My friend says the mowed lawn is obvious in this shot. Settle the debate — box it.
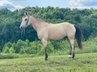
[0,53,97,72]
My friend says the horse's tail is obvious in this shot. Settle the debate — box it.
[75,25,82,50]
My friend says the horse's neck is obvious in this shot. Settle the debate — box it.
[30,16,48,32]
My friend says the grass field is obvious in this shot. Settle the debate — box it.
[0,53,97,72]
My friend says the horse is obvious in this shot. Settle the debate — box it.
[20,13,82,60]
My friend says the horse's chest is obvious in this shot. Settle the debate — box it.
[37,29,48,40]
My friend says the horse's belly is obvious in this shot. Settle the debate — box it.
[48,30,66,40]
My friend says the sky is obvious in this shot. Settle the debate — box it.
[0,0,97,11]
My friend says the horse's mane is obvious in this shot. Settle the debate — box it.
[31,16,45,23]
[36,18,45,23]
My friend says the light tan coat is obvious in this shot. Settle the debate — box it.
[20,15,82,60]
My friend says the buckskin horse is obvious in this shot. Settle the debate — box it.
[20,13,82,60]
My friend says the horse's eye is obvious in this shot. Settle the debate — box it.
[25,19,27,21]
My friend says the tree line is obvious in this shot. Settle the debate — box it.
[0,7,97,52]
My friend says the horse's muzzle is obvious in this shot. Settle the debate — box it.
[20,26,25,35]
[20,26,23,30]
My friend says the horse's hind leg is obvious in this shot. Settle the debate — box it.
[41,38,48,61]
[67,37,75,58]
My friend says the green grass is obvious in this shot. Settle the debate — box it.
[0,53,97,72]
[0,53,34,59]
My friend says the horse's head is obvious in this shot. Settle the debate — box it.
[20,13,30,30]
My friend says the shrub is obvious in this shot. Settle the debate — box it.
[0,53,19,59]
[9,47,15,54]
[2,47,9,53]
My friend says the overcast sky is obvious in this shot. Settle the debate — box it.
[0,0,97,10]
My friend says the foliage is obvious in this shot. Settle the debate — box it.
[1,37,97,55]
[0,7,97,52]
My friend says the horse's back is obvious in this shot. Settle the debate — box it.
[47,22,75,40]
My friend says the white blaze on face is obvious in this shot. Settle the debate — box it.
[20,16,29,29]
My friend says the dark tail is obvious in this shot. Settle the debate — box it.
[75,25,82,50]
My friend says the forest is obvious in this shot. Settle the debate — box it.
[0,7,97,54]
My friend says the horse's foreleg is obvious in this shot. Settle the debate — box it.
[44,45,48,61]
[41,38,48,61]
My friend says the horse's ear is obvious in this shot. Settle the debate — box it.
[24,12,28,16]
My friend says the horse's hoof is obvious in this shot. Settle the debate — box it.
[68,55,72,58]
[45,57,48,61]
[45,59,48,61]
